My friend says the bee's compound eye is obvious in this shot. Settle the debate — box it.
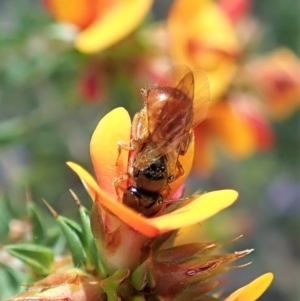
[122,186,163,217]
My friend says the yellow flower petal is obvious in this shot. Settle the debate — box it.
[90,106,193,199]
[67,162,237,237]
[151,189,238,232]
[90,107,131,198]
[225,273,274,301]
[76,0,153,53]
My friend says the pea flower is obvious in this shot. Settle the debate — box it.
[246,48,300,120]
[64,107,273,299]
[43,0,153,53]
[167,0,240,101]
[67,107,238,270]
[6,106,273,301]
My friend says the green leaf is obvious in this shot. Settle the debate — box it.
[57,216,87,267]
[60,216,83,234]
[78,205,107,277]
[78,206,90,248]
[131,296,146,301]
[131,260,149,291]
[102,284,119,301]
[0,265,24,300]
[5,244,54,275]
[101,269,130,301]
[0,195,12,239]
[105,268,130,283]
[0,118,25,145]
[27,202,45,243]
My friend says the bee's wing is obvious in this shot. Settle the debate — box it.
[137,65,210,170]
[192,69,210,128]
[147,65,195,152]
[157,64,210,128]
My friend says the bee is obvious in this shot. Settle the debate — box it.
[115,65,210,217]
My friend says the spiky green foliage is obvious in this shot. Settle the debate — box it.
[2,191,252,301]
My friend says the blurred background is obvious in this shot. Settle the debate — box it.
[0,0,299,300]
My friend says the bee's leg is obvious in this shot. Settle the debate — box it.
[167,158,184,184]
[113,173,130,199]
[132,107,149,142]
[169,160,184,182]
[116,141,135,166]
[162,184,172,198]
[116,108,148,166]
[176,160,184,178]
[178,132,194,156]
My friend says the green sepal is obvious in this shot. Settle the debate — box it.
[155,243,215,263]
[57,216,87,267]
[102,284,119,301]
[131,260,149,291]
[78,205,107,277]
[5,244,54,275]
[145,263,156,289]
[101,268,130,301]
[147,296,162,301]
[104,268,130,283]
[173,282,220,301]
[27,201,45,243]
[131,296,146,301]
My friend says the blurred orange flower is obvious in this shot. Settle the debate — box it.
[219,0,251,23]
[247,48,300,120]
[67,107,238,238]
[43,0,153,53]
[167,0,240,100]
[193,98,274,173]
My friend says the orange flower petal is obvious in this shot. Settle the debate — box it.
[151,189,238,232]
[208,102,256,158]
[76,0,153,53]
[44,0,98,29]
[67,161,160,237]
[90,107,131,198]
[231,97,275,151]
[224,273,274,301]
